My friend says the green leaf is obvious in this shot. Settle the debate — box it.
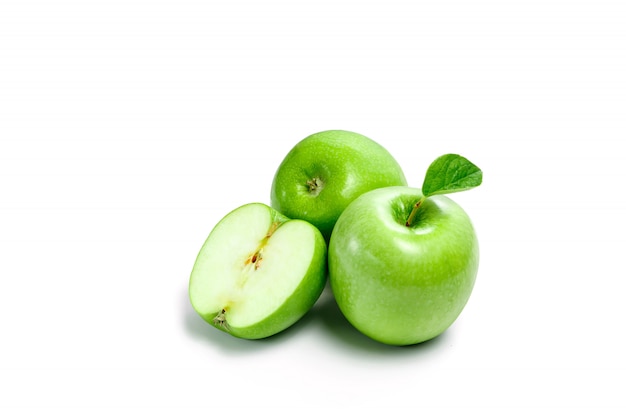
[422,154,482,197]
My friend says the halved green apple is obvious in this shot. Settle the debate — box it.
[189,203,327,339]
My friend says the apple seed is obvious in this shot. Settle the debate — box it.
[243,221,282,271]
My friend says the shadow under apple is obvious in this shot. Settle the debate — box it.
[182,281,451,357]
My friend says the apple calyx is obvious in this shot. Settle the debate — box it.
[306,177,324,196]
[405,154,482,228]
[213,308,230,331]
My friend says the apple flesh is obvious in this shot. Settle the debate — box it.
[189,203,327,339]
[328,186,479,346]
[270,130,407,241]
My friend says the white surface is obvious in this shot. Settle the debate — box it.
[1,0,625,414]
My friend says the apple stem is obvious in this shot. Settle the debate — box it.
[405,196,426,227]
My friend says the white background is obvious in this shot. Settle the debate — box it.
[1,0,625,414]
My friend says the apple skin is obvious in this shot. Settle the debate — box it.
[328,186,479,346]
[270,130,407,241]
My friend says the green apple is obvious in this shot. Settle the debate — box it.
[328,154,482,346]
[189,203,327,339]
[270,130,407,241]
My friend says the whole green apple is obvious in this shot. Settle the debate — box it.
[189,203,327,339]
[328,186,479,346]
[270,130,407,241]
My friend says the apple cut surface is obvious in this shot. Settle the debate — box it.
[189,203,326,339]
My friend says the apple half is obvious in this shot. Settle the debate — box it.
[189,203,327,339]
